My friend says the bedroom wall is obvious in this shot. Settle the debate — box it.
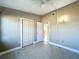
[41,1,79,51]
[0,6,40,52]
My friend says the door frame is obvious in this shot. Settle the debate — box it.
[20,18,23,48]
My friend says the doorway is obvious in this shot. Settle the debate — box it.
[44,24,48,43]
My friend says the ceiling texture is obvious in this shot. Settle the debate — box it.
[0,0,77,15]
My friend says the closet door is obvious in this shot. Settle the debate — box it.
[22,18,34,47]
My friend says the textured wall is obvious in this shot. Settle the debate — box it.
[0,6,40,52]
[41,1,79,51]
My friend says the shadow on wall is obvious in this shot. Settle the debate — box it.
[0,12,8,52]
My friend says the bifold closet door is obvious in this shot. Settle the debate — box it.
[22,18,34,47]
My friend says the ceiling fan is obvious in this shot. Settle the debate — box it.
[31,0,53,7]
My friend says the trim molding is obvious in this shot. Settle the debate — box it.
[0,47,21,56]
[33,41,43,44]
[20,18,23,48]
[33,41,40,44]
[48,41,79,54]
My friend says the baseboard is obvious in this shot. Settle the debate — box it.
[33,41,43,44]
[0,46,22,56]
[48,41,79,54]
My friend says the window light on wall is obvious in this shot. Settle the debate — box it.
[57,15,69,24]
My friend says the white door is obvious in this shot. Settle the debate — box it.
[37,22,44,42]
[22,18,34,47]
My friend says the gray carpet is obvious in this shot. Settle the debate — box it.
[0,42,79,59]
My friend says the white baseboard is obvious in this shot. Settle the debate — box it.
[0,47,22,56]
[33,41,40,44]
[33,41,43,44]
[48,41,79,54]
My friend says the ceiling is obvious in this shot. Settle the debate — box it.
[0,0,77,15]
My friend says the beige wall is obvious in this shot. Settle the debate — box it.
[0,6,40,52]
[41,1,79,50]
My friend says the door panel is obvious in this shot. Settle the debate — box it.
[22,18,34,47]
[37,22,44,42]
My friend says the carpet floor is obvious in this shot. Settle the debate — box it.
[0,42,79,59]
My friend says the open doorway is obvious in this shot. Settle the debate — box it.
[44,24,48,43]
